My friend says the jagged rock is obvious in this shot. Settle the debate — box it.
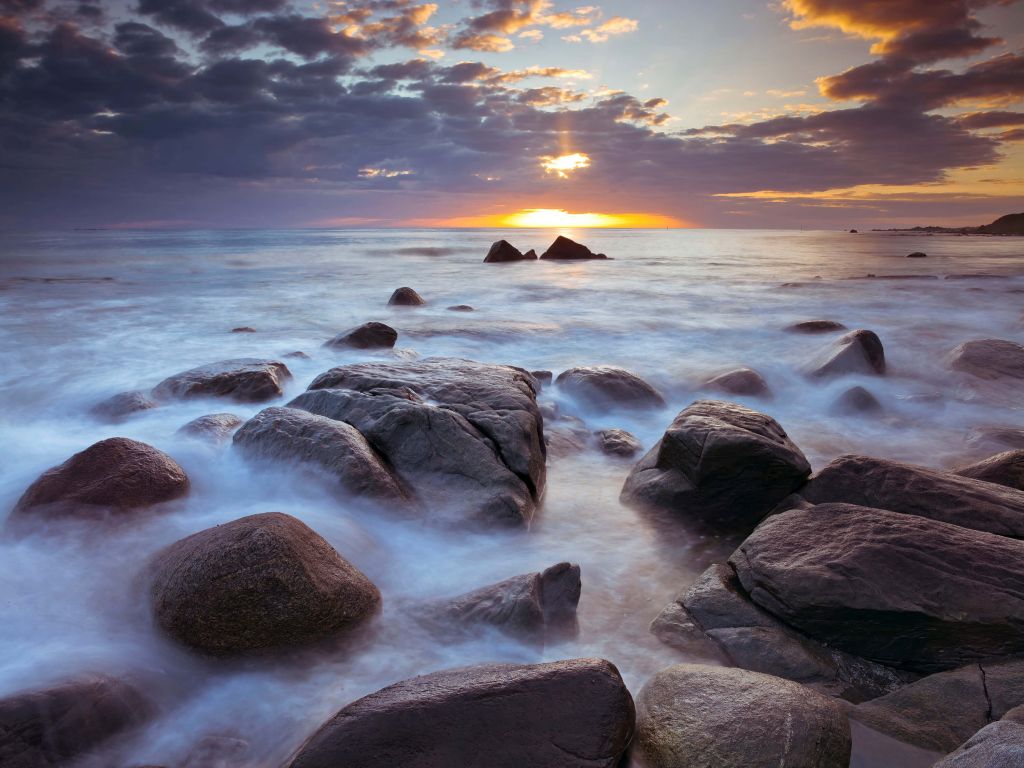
[784,320,847,334]
[387,287,426,306]
[804,329,885,377]
[484,240,534,263]
[556,366,665,411]
[704,367,770,397]
[956,450,1024,491]
[153,358,291,403]
[539,236,608,260]
[948,339,1024,380]
[325,322,397,350]
[178,413,243,443]
[594,428,641,458]
[91,390,158,421]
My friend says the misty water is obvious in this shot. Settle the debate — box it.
[0,228,1022,766]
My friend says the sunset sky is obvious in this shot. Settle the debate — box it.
[1,0,1022,229]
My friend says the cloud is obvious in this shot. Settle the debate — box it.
[566,15,637,43]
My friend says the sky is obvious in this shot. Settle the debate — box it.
[0,0,1022,229]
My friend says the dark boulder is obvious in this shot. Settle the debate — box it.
[12,438,189,522]
[539,236,607,260]
[91,390,158,421]
[730,503,1024,672]
[804,329,885,377]
[556,366,665,411]
[0,675,153,767]
[935,720,1024,767]
[325,322,397,350]
[948,339,1024,380]
[801,454,1024,537]
[704,367,770,397]
[634,664,851,768]
[153,358,292,403]
[831,385,882,414]
[594,428,641,458]
[178,413,243,443]
[285,658,634,768]
[621,400,811,532]
[232,407,409,505]
[784,320,847,334]
[956,450,1024,491]
[523,249,537,259]
[387,287,425,306]
[907,251,927,258]
[149,512,380,655]
[484,240,534,263]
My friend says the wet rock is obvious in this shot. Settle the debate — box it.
[956,450,1024,491]
[231,326,256,333]
[232,407,409,505]
[968,427,1024,452]
[11,438,189,523]
[0,675,154,767]
[387,287,425,306]
[149,512,380,655]
[180,735,249,768]
[621,400,811,532]
[784,319,847,334]
[484,240,534,263]
[325,322,398,350]
[153,358,292,403]
[91,390,158,421]
[284,351,311,360]
[178,413,243,443]
[730,503,1024,672]
[907,251,927,258]
[948,339,1024,380]
[831,385,882,414]
[420,563,580,641]
[556,366,665,411]
[447,304,473,312]
[529,370,553,387]
[935,720,1024,767]
[703,367,770,397]
[544,416,591,458]
[539,235,608,260]
[801,454,1024,537]
[285,658,634,768]
[523,249,537,259]
[594,428,641,458]
[851,659,1024,753]
[634,664,851,768]
[804,329,885,377]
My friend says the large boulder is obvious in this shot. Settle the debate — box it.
[801,454,1024,537]
[387,287,425,306]
[730,503,1024,672]
[11,438,189,523]
[956,449,1024,491]
[539,235,607,260]
[556,366,665,411]
[948,339,1024,380]
[285,658,634,768]
[153,358,292,403]
[703,367,770,397]
[0,675,153,767]
[621,400,811,532]
[935,720,1024,767]
[634,664,851,768]
[484,240,534,263]
[325,322,397,350]
[232,407,410,505]
[804,329,885,377]
[149,512,380,655]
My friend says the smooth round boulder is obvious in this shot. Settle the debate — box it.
[178,413,243,443]
[12,437,189,521]
[387,287,425,306]
[784,320,847,334]
[948,339,1024,380]
[325,322,397,350]
[831,385,882,414]
[804,329,885,377]
[703,367,770,397]
[153,358,292,403]
[556,366,665,411]
[956,450,1024,491]
[149,512,380,655]
[90,390,158,421]
[285,658,634,768]
[634,664,851,768]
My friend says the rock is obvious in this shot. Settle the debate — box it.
[730,503,1024,672]
[784,320,847,334]
[178,413,243,443]
[634,664,851,768]
[969,427,1024,452]
[447,304,474,312]
[948,339,1024,380]
[285,658,634,768]
[523,249,538,259]
[594,428,641,458]
[851,659,1024,753]
[231,326,256,333]
[529,370,553,386]
[831,385,882,414]
[907,251,927,258]
[620,400,811,532]
[556,366,665,411]
[153,358,292,403]
[284,351,311,359]
[651,564,912,702]
[804,329,885,377]
[11,438,189,522]
[232,407,409,505]
[484,240,534,263]
[325,322,398,350]
[956,450,1024,491]
[703,367,770,397]
[91,390,158,421]
[935,720,1024,767]
[850,229,858,233]
[387,287,425,306]
[539,236,608,260]
[420,563,580,641]
[801,454,1024,537]
[180,735,249,768]
[149,512,380,655]
[544,416,591,458]
[0,675,154,767]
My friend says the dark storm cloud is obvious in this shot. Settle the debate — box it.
[114,22,180,58]
[136,0,224,35]
[958,110,1024,128]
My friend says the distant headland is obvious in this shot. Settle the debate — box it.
[874,212,1024,235]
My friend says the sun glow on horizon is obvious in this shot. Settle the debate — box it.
[418,208,686,228]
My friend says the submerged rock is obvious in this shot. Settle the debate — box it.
[387,287,426,306]
[91,390,158,421]
[178,413,243,443]
[594,428,641,458]
[634,664,851,768]
[285,658,634,768]
[539,235,607,260]
[730,503,1024,672]
[153,358,292,403]
[831,385,882,414]
[804,329,886,377]
[784,319,847,334]
[621,400,811,532]
[956,449,1024,491]
[325,322,397,350]
[907,251,928,258]
[948,339,1024,380]
[447,304,474,312]
[484,240,534,263]
[544,415,591,458]
[149,512,380,655]
[556,366,665,411]
[703,367,770,397]
[11,437,189,523]
[231,326,256,333]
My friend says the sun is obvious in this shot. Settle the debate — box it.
[499,209,683,227]
[540,153,591,178]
